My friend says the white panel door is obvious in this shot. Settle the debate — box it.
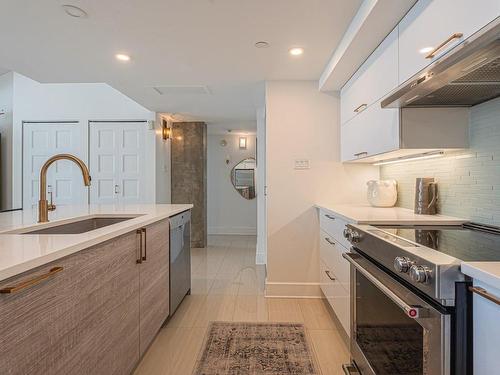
[23,122,86,209]
[89,122,147,204]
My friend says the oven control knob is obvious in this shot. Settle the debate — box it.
[409,265,431,283]
[350,231,362,243]
[343,228,352,241]
[393,257,413,273]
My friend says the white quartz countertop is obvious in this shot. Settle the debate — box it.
[315,204,467,225]
[461,262,500,290]
[0,204,193,282]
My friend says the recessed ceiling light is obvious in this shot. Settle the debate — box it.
[255,41,270,49]
[62,5,88,18]
[419,46,434,54]
[115,54,131,62]
[289,47,304,56]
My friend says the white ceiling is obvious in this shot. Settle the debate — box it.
[0,0,362,126]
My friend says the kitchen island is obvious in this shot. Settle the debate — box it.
[0,204,192,281]
[0,204,192,375]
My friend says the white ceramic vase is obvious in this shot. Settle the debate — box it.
[367,180,398,207]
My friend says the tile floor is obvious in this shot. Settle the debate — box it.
[134,235,350,375]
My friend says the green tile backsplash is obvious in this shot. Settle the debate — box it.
[381,97,500,226]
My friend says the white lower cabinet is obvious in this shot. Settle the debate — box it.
[319,226,351,335]
[320,232,350,291]
[472,280,500,374]
[319,209,351,249]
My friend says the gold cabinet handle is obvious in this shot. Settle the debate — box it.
[325,270,336,281]
[0,266,63,294]
[425,33,463,59]
[325,237,336,246]
[136,229,143,264]
[354,151,368,158]
[469,286,500,306]
[353,103,367,113]
[141,228,147,261]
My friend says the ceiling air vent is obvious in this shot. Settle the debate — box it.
[152,85,211,95]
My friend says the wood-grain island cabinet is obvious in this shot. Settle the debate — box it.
[0,218,169,375]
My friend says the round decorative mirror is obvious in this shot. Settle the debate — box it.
[231,158,256,200]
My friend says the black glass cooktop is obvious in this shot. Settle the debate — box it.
[374,224,500,262]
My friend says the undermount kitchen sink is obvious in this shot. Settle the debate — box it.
[10,216,139,235]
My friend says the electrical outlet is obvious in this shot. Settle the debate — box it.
[294,159,310,170]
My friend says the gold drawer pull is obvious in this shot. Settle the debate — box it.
[325,237,336,246]
[325,270,336,281]
[0,266,63,294]
[469,286,500,306]
[353,103,367,113]
[425,33,463,59]
[141,227,147,261]
[136,229,143,264]
[354,151,368,158]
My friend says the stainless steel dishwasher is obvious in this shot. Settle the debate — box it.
[169,210,191,315]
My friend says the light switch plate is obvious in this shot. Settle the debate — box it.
[294,159,310,169]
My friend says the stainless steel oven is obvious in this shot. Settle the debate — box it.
[343,251,450,375]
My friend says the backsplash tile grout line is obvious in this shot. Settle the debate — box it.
[381,98,500,226]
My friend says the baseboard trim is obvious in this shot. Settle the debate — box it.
[208,227,257,235]
[265,280,322,298]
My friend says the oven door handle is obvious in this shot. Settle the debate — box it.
[343,252,427,319]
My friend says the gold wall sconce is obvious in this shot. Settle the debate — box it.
[162,119,172,140]
[239,137,247,149]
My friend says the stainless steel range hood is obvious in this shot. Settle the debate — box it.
[382,18,500,108]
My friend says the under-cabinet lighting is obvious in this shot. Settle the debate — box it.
[373,151,445,166]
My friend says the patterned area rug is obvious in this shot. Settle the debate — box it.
[193,322,320,375]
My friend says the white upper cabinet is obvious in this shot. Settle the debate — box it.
[398,0,500,84]
[340,26,400,161]
[341,101,400,162]
[341,27,399,125]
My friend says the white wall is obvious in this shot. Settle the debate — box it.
[10,73,158,208]
[0,72,14,210]
[265,81,379,297]
[256,107,267,264]
[207,133,257,235]
[155,113,171,204]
